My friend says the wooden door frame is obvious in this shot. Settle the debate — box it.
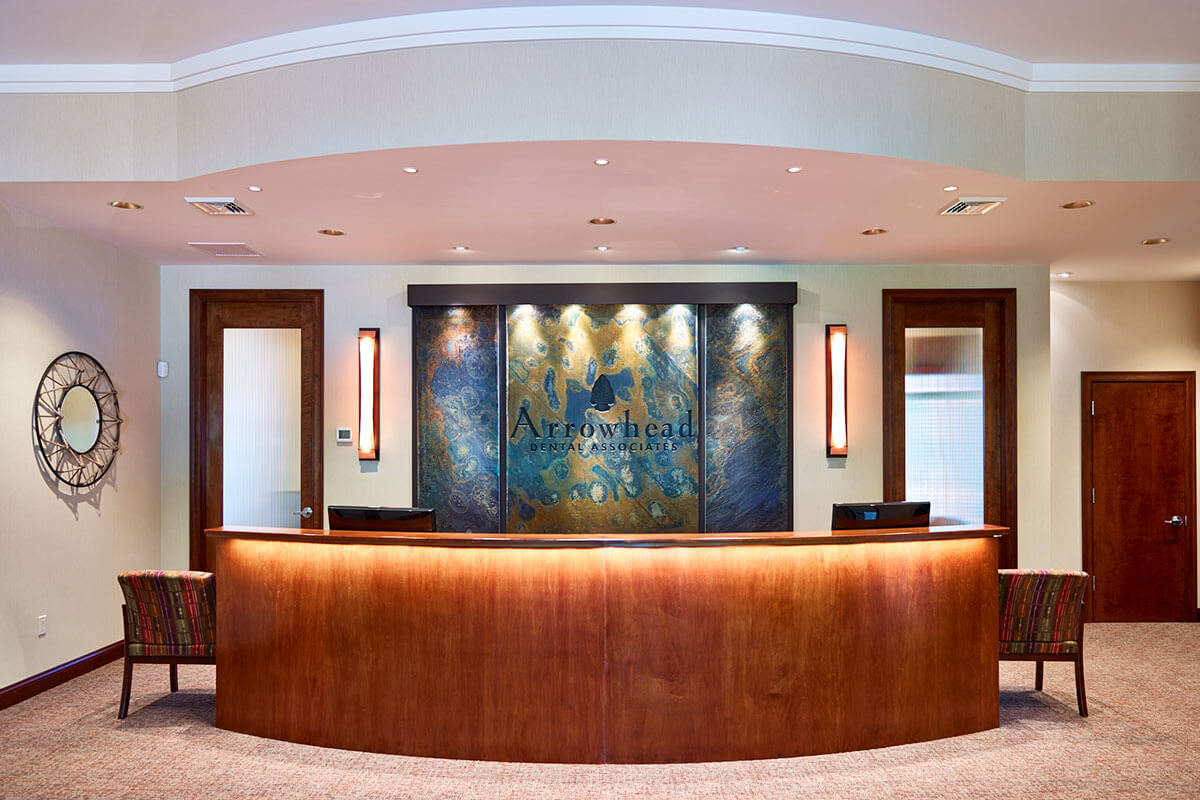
[882,288,1018,567]
[189,289,324,570]
[1080,371,1197,622]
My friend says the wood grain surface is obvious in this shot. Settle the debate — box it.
[211,529,999,762]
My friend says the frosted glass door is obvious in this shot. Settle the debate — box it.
[904,327,984,525]
[223,328,302,527]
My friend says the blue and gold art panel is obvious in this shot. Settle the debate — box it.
[506,304,699,533]
[414,306,500,532]
[704,304,790,531]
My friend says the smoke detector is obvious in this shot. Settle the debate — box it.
[939,196,1007,216]
[188,242,262,257]
[185,197,254,216]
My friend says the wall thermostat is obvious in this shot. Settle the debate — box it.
[336,427,353,444]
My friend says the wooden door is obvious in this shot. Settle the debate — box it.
[1083,372,1196,621]
[883,289,1017,567]
[189,290,324,570]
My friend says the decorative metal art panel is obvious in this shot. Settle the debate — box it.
[505,304,699,532]
[704,304,791,531]
[414,306,500,532]
[412,288,792,534]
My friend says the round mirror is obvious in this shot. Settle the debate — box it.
[34,351,122,488]
[60,385,101,453]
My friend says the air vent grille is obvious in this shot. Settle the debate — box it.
[188,242,262,257]
[185,197,254,216]
[939,196,1007,216]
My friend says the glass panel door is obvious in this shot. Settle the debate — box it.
[222,328,302,527]
[903,327,984,525]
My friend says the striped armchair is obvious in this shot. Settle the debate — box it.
[116,570,216,719]
[998,569,1089,716]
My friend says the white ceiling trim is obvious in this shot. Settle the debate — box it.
[1,6,1197,94]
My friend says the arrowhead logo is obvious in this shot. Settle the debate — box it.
[589,374,616,412]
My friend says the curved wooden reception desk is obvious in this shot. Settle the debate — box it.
[206,525,1003,763]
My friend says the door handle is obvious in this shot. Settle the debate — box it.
[294,506,314,520]
[1163,515,1185,528]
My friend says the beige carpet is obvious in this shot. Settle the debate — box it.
[2,623,1198,799]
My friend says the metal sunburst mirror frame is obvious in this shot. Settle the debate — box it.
[33,351,122,488]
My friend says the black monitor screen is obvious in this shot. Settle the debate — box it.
[327,505,436,532]
[830,501,931,531]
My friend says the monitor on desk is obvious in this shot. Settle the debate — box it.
[830,501,931,531]
[327,505,437,532]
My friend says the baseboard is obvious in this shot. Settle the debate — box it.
[0,641,123,711]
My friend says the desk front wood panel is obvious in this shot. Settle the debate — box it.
[210,531,998,763]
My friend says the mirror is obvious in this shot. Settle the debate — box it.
[33,351,122,488]
[60,385,101,453]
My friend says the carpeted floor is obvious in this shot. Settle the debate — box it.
[2,623,1198,799]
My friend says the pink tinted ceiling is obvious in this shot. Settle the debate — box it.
[1,0,1199,65]
[1,142,1196,279]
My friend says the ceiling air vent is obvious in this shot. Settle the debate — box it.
[939,196,1007,216]
[188,242,262,257]
[185,196,254,216]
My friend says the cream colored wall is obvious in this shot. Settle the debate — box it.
[1050,280,1200,602]
[1026,93,1200,182]
[158,263,1051,569]
[0,93,177,181]
[4,41,1198,184]
[0,202,161,689]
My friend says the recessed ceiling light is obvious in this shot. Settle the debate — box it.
[453,245,469,252]
[594,245,609,252]
[1141,238,1169,245]
[402,167,418,174]
[108,200,142,210]
[589,217,616,225]
[247,185,263,192]
[318,228,346,236]
[786,166,803,173]
[1061,200,1094,209]
[861,228,888,235]
[593,158,610,166]
[1054,271,1074,278]
[732,245,748,253]
[942,185,958,192]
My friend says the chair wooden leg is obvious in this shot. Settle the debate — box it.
[118,657,133,719]
[1035,660,1044,691]
[169,663,179,693]
[1075,655,1088,717]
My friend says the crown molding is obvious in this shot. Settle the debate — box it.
[1,6,1197,94]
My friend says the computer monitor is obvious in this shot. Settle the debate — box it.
[327,505,437,532]
[830,501,931,531]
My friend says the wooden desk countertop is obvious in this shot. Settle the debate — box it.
[206,523,1007,548]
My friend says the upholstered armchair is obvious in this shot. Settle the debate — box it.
[116,570,216,719]
[998,569,1089,716]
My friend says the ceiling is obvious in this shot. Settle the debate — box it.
[3,0,1199,65]
[2,2,1198,280]
[3,142,1196,279]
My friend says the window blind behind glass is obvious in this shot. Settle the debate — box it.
[903,327,984,526]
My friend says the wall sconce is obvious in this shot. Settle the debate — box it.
[358,328,380,461]
[825,324,848,457]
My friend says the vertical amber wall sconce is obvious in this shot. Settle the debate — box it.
[825,324,848,457]
[358,328,380,461]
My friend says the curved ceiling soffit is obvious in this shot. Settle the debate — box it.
[2,6,1199,95]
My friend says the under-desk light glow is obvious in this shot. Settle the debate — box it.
[826,324,848,457]
[358,328,379,460]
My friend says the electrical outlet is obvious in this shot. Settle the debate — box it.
[37,615,47,637]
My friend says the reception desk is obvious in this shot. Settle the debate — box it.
[206,525,1003,763]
